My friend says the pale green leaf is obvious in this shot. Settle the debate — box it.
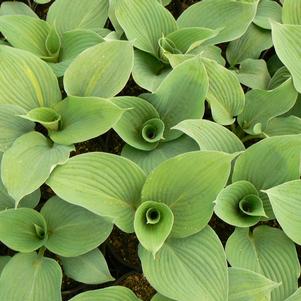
[238,78,298,134]
[178,0,258,44]
[0,252,62,301]
[115,0,177,56]
[139,226,228,301]
[282,0,301,25]
[64,40,133,97]
[141,151,234,238]
[47,0,109,35]
[0,2,38,18]
[41,196,113,257]
[226,226,300,301]
[271,22,301,93]
[34,0,51,3]
[46,152,146,233]
[1,132,73,204]
[285,288,301,301]
[0,257,10,275]
[189,44,226,65]
[0,46,61,110]
[173,119,245,153]
[50,96,124,145]
[228,267,280,301]
[0,208,47,252]
[61,248,114,284]
[69,286,141,301]
[226,23,272,67]
[134,201,174,256]
[151,294,175,301]
[268,66,291,90]
[264,116,301,136]
[0,104,34,152]
[121,135,198,174]
[253,0,282,30]
[201,57,245,125]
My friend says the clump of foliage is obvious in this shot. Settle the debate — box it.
[0,0,301,300]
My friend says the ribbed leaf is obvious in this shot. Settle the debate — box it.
[0,2,38,18]
[285,288,301,301]
[50,96,124,145]
[201,57,245,125]
[264,116,301,136]
[253,0,282,30]
[69,286,141,301]
[47,0,109,35]
[0,46,61,111]
[271,22,301,93]
[0,257,10,275]
[142,57,209,140]
[177,0,258,44]
[34,0,51,3]
[1,132,73,204]
[236,58,271,90]
[64,41,133,98]
[226,23,272,67]
[282,0,301,25]
[141,151,233,238]
[214,180,266,227]
[121,135,198,174]
[238,78,298,134]
[226,226,300,301]
[151,294,174,301]
[268,66,291,90]
[228,267,280,301]
[115,0,177,56]
[0,252,62,301]
[41,196,112,257]
[0,208,47,252]
[139,226,228,301]
[264,180,301,245]
[134,201,174,256]
[46,152,146,233]
[173,119,245,153]
[61,248,114,284]
[0,104,34,152]
[112,96,162,151]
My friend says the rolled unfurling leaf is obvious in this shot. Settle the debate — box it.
[134,201,174,256]
[141,118,165,143]
[20,107,61,131]
[214,180,266,227]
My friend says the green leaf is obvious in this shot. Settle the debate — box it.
[0,104,34,152]
[264,180,301,245]
[0,15,53,58]
[134,201,174,256]
[268,66,291,90]
[264,116,301,136]
[282,0,301,25]
[69,286,141,301]
[285,289,301,301]
[115,0,177,56]
[41,196,112,257]
[21,107,61,131]
[0,208,47,252]
[34,0,51,3]
[46,152,146,233]
[151,294,174,301]
[0,1,38,18]
[132,49,171,92]
[228,267,280,301]
[0,257,10,275]
[226,226,300,301]
[141,151,234,238]
[236,58,271,90]
[50,96,124,145]
[142,57,209,141]
[121,135,198,174]
[47,0,109,35]
[0,46,61,111]
[173,119,245,153]
[177,0,258,44]
[189,44,226,65]
[0,252,62,301]
[226,23,272,67]
[238,78,298,134]
[271,22,301,93]
[253,0,282,30]
[61,248,114,284]
[1,132,73,204]
[214,180,266,227]
[139,226,228,301]
[201,57,245,125]
[112,96,162,151]
[64,40,133,98]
